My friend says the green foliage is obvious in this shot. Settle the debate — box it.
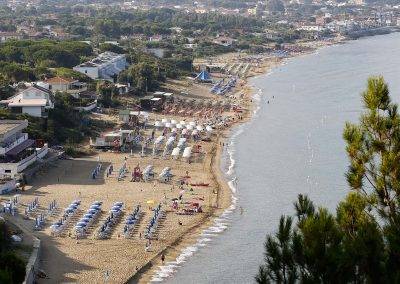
[0,222,26,284]
[53,67,92,82]
[99,43,125,54]
[97,81,116,107]
[257,77,400,283]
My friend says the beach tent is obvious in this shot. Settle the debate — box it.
[154,136,165,146]
[166,136,176,149]
[182,147,192,162]
[195,70,212,83]
[177,138,187,149]
[171,147,180,159]
[143,165,154,181]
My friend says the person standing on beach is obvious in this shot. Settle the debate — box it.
[161,253,165,264]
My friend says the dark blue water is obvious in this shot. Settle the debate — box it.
[164,33,400,284]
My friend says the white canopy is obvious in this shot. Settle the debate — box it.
[143,165,153,174]
[192,130,199,136]
[181,129,188,135]
[171,147,180,156]
[189,121,196,126]
[206,125,213,132]
[171,119,177,125]
[154,136,165,146]
[161,118,169,124]
[154,121,162,127]
[171,128,177,133]
[196,125,204,131]
[180,120,186,125]
[182,147,192,158]
[166,136,175,147]
[165,122,172,128]
[186,125,194,130]
[176,124,183,129]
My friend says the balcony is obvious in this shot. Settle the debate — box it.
[0,133,28,155]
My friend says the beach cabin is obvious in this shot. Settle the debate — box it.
[90,129,134,149]
[140,96,164,111]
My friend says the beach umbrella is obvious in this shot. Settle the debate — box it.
[179,190,185,195]
[181,129,188,135]
[176,124,183,129]
[206,125,213,132]
[196,125,204,131]
[180,120,186,125]
[186,125,194,130]
[146,200,155,205]
[192,130,199,136]
[161,118,169,124]
[154,121,162,127]
[171,128,177,133]
[171,119,177,125]
[92,201,102,206]
[165,122,172,128]
[189,121,196,126]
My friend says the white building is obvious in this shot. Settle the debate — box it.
[90,129,134,148]
[73,52,127,81]
[0,120,48,178]
[1,84,54,118]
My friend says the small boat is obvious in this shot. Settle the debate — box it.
[190,182,210,187]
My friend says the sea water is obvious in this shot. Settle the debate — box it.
[161,33,400,283]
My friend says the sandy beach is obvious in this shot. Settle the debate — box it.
[0,40,341,283]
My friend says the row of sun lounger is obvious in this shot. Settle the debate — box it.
[74,201,103,238]
[97,202,124,239]
[144,204,164,239]
[123,205,141,238]
[51,200,81,236]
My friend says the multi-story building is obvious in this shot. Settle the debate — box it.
[0,120,48,179]
[73,52,127,82]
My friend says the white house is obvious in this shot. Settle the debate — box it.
[0,120,48,178]
[1,84,54,118]
[73,52,127,81]
[44,76,83,93]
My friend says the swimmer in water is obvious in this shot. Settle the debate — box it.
[240,206,244,215]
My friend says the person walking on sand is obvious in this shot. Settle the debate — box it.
[161,253,165,264]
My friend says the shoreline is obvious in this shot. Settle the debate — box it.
[130,45,320,282]
[3,32,393,284]
[130,33,364,282]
